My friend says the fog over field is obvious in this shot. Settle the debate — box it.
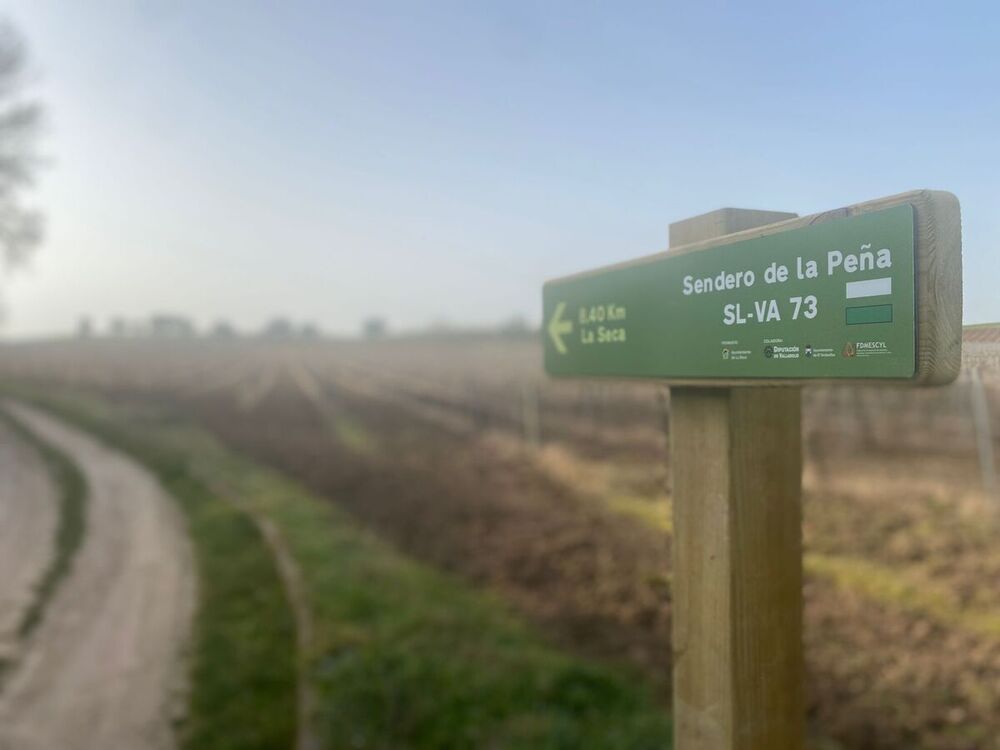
[0,3,998,750]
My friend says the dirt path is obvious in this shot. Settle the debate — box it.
[0,403,196,750]
[0,420,58,662]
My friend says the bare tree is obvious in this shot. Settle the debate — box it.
[0,19,43,274]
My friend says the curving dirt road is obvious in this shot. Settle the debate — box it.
[0,419,58,663]
[0,403,196,750]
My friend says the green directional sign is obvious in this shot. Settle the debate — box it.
[543,204,918,380]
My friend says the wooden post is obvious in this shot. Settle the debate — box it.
[669,209,805,749]
[521,379,541,448]
[969,367,997,500]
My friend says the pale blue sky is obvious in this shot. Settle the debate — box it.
[3,0,998,337]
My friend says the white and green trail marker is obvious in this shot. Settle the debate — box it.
[543,192,962,384]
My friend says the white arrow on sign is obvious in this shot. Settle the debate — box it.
[548,301,573,354]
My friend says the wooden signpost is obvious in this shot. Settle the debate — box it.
[542,190,962,748]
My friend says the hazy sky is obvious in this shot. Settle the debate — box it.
[2,1,998,338]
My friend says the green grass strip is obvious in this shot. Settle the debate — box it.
[161,470,297,750]
[242,471,674,749]
[0,408,87,641]
[2,389,297,750]
[6,383,672,750]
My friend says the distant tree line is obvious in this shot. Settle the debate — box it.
[79,314,325,341]
[75,313,538,342]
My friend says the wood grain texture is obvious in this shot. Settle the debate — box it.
[671,208,804,750]
[669,208,798,249]
[557,190,962,386]
[671,388,803,749]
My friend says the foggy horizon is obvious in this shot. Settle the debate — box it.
[1,1,999,340]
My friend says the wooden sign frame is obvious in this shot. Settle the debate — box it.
[544,190,961,386]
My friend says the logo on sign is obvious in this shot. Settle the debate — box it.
[764,345,774,359]
[842,342,856,358]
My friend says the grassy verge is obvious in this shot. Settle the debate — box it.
[534,442,1000,643]
[0,408,87,641]
[7,384,672,749]
[225,470,672,749]
[165,469,297,750]
[2,389,297,750]
[804,553,1000,639]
